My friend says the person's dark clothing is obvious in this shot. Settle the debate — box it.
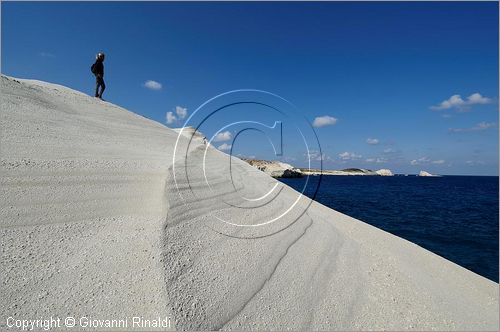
[93,60,104,77]
[93,59,105,98]
[95,75,105,99]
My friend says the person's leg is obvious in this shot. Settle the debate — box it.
[99,79,106,98]
[95,77,100,97]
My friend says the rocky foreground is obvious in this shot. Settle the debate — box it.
[1,75,498,331]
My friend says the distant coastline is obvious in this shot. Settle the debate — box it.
[241,158,442,178]
[299,167,394,176]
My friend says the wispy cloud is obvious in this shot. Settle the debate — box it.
[339,151,362,161]
[431,93,492,111]
[410,156,431,166]
[143,80,162,91]
[165,111,176,124]
[466,160,485,166]
[312,115,337,128]
[175,106,187,119]
[449,121,496,133]
[306,150,331,162]
[213,131,232,142]
[218,143,232,151]
[410,156,445,166]
[383,148,395,154]
[39,51,55,58]
[366,157,387,163]
[366,138,379,145]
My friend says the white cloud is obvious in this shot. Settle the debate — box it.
[144,80,162,90]
[237,154,256,159]
[410,156,431,166]
[477,122,496,129]
[213,131,232,142]
[306,150,331,162]
[312,116,337,128]
[410,157,446,166]
[366,157,387,163]
[175,106,188,119]
[218,143,232,151]
[165,111,177,124]
[466,160,485,166]
[431,94,465,110]
[366,138,379,145]
[339,151,362,161]
[449,121,496,133]
[467,93,491,105]
[383,148,395,154]
[431,93,492,111]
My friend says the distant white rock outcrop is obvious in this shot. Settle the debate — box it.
[419,170,437,177]
[242,159,303,178]
[301,167,394,176]
[376,169,394,176]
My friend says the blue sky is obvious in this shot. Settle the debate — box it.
[2,1,498,175]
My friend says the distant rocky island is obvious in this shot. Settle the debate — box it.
[301,167,394,177]
[241,159,304,178]
[241,159,394,178]
[418,170,440,177]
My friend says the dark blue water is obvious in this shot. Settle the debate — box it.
[279,175,499,282]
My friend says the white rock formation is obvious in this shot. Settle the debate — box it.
[0,75,497,331]
[243,159,303,178]
[419,170,437,177]
[376,168,394,176]
[173,126,207,145]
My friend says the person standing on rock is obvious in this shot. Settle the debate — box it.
[91,52,106,100]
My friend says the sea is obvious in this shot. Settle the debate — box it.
[279,175,499,282]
